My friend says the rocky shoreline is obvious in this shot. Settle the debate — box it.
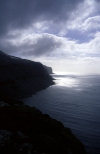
[0,99,86,154]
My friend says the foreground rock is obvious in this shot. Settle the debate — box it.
[0,100,86,154]
[0,51,54,99]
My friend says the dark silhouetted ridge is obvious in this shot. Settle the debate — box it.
[0,51,54,99]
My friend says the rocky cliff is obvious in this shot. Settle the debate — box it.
[43,65,53,74]
[0,51,54,99]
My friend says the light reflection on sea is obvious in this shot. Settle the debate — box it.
[24,74,100,154]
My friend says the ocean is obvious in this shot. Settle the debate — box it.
[24,74,100,154]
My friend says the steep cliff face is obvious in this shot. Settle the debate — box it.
[43,65,53,74]
[0,51,54,99]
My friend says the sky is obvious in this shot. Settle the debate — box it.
[0,0,100,74]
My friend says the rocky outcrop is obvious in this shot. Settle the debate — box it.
[0,100,87,154]
[0,51,54,99]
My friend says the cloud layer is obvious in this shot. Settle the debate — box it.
[0,0,81,36]
[0,0,100,73]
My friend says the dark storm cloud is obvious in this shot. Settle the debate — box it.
[0,34,62,56]
[0,0,81,36]
[25,35,62,56]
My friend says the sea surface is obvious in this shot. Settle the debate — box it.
[24,74,100,154]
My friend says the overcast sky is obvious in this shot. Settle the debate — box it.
[0,0,100,74]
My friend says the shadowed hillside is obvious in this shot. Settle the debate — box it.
[0,51,54,99]
[0,100,87,154]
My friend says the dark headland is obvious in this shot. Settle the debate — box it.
[0,51,86,154]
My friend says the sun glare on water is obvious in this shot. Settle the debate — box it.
[55,77,79,87]
[53,72,80,88]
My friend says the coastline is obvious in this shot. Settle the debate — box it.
[0,99,87,154]
[0,51,87,153]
